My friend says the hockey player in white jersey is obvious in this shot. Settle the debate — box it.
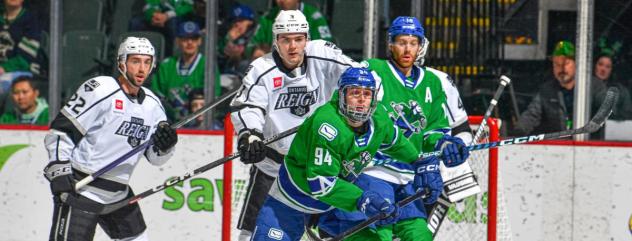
[43,37,178,241]
[230,10,361,241]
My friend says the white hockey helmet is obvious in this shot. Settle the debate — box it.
[117,37,156,77]
[272,10,309,42]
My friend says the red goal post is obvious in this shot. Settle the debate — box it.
[470,115,500,241]
[433,116,504,241]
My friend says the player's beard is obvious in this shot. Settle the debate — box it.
[555,70,574,86]
[390,47,417,70]
[392,54,415,70]
[125,72,144,87]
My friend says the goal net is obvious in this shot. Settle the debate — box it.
[434,116,512,241]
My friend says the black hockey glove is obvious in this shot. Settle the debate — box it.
[238,129,266,164]
[43,160,75,195]
[152,121,178,153]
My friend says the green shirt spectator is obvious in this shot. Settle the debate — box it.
[0,76,48,125]
[151,21,220,122]
[143,0,193,24]
[129,0,194,57]
[0,0,42,75]
[247,0,332,59]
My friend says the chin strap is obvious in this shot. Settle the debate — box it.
[118,62,144,88]
[124,72,142,88]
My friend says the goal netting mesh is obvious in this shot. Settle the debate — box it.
[433,116,512,241]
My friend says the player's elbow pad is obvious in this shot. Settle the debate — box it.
[44,129,75,161]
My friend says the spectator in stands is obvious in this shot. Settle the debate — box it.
[129,0,194,56]
[247,0,332,59]
[179,0,237,35]
[179,0,206,29]
[512,41,607,136]
[594,54,632,120]
[182,88,227,130]
[0,0,42,75]
[594,54,613,82]
[0,76,48,125]
[151,21,220,122]
[183,88,205,129]
[218,3,256,75]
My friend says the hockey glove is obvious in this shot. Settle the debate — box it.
[43,160,75,195]
[152,121,178,153]
[357,191,399,226]
[237,129,266,164]
[435,135,470,167]
[413,155,443,204]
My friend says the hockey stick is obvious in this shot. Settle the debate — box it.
[62,125,301,214]
[471,75,510,143]
[427,75,511,235]
[423,87,618,237]
[72,88,239,191]
[420,87,617,159]
[305,190,427,241]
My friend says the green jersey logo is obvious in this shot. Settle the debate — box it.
[389,100,427,138]
[318,123,338,141]
[342,151,372,180]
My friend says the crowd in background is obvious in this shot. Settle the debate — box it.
[0,0,631,140]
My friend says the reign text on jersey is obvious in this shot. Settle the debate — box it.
[115,117,151,147]
[274,86,319,117]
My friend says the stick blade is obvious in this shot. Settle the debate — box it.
[586,87,619,133]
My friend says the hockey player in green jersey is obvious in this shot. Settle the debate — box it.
[250,67,443,241]
[318,16,471,241]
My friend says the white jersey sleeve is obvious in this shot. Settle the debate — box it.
[44,78,115,162]
[143,87,173,166]
[305,40,363,99]
[229,57,273,136]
